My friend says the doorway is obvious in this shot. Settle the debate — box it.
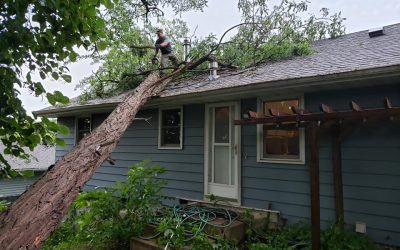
[204,102,240,201]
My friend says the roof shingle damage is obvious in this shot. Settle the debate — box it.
[36,23,400,114]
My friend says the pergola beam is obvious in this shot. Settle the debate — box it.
[235,106,400,125]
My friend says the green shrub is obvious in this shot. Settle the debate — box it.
[42,161,165,250]
[248,222,377,250]
[248,221,310,250]
[321,223,377,250]
[0,200,7,212]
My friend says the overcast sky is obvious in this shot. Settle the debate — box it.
[20,0,400,114]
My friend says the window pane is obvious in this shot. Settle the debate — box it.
[161,128,180,146]
[77,131,90,143]
[160,109,181,147]
[214,107,229,143]
[162,109,181,127]
[161,127,180,146]
[77,117,91,131]
[263,99,300,159]
[214,146,229,184]
[263,128,299,158]
[76,117,91,143]
[264,99,299,116]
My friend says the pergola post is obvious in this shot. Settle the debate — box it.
[332,126,344,226]
[309,121,320,250]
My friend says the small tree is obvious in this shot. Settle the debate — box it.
[0,0,207,178]
[0,0,111,178]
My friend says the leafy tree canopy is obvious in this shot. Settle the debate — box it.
[0,0,344,177]
[190,0,345,67]
[81,0,345,99]
[0,0,207,178]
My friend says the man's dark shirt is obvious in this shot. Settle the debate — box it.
[155,36,172,54]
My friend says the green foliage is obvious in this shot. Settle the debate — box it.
[0,0,207,177]
[320,223,377,250]
[248,222,377,250]
[157,215,187,249]
[79,0,345,101]
[189,0,345,69]
[0,0,204,176]
[0,200,8,212]
[0,0,112,177]
[0,116,69,178]
[78,0,193,100]
[42,161,166,250]
[155,211,236,250]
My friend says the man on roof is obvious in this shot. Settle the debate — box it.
[153,28,179,76]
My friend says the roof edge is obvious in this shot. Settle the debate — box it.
[34,65,400,118]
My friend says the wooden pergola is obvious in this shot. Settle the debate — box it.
[234,98,400,250]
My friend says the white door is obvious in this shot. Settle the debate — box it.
[205,102,240,201]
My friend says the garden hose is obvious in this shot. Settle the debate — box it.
[138,204,239,246]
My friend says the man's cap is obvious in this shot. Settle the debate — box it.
[156,28,163,33]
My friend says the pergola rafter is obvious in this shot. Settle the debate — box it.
[234,98,400,250]
[235,98,400,127]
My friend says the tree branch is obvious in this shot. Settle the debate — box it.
[130,45,155,50]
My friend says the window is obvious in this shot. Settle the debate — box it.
[158,107,183,149]
[75,117,91,144]
[257,98,305,164]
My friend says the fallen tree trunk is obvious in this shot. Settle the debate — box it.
[0,54,208,248]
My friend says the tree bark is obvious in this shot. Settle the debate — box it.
[0,72,174,249]
[0,48,210,249]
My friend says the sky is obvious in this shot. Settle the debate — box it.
[19,0,400,114]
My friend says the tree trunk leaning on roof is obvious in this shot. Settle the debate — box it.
[0,53,209,249]
[0,21,276,248]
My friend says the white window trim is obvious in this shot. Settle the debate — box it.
[256,96,305,164]
[74,115,92,146]
[158,106,183,150]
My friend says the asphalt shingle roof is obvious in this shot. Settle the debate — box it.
[161,23,400,97]
[36,23,400,114]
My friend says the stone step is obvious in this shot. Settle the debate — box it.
[203,217,246,243]
[130,237,161,250]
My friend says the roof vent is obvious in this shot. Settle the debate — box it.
[208,59,219,81]
[368,27,385,38]
[183,37,191,63]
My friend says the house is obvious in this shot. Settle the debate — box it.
[34,23,400,246]
[0,144,54,201]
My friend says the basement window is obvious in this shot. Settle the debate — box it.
[158,107,183,149]
[75,117,91,144]
[257,97,305,164]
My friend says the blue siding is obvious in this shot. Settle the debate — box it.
[84,105,205,201]
[309,85,400,245]
[56,117,75,160]
[0,173,43,198]
[241,84,400,245]
[54,84,400,246]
